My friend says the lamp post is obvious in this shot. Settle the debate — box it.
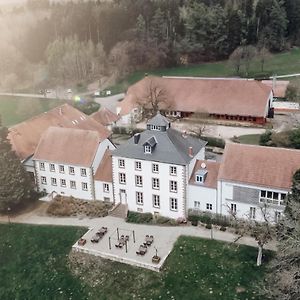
[7,207,11,224]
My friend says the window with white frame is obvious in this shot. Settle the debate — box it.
[70,180,76,189]
[259,190,287,206]
[275,211,281,223]
[41,176,47,184]
[135,175,143,187]
[152,163,159,173]
[170,198,178,211]
[151,125,161,131]
[250,207,256,219]
[51,178,57,186]
[50,163,55,172]
[136,192,143,205]
[82,182,88,191]
[103,183,109,193]
[80,168,87,177]
[231,203,237,214]
[153,195,160,208]
[135,161,142,170]
[206,203,212,210]
[144,145,152,154]
[170,180,177,193]
[60,179,66,187]
[59,165,65,173]
[40,162,45,171]
[118,159,125,168]
[194,201,200,209]
[152,178,160,189]
[69,166,75,175]
[170,166,177,176]
[119,173,126,184]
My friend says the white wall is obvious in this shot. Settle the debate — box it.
[34,161,94,200]
[187,184,217,213]
[112,155,187,219]
[188,147,205,177]
[95,180,113,202]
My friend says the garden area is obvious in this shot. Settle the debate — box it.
[0,223,272,300]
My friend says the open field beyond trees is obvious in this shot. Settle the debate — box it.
[0,223,272,300]
[0,96,65,127]
[107,48,300,95]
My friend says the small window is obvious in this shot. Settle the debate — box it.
[69,167,75,175]
[41,176,47,185]
[51,178,57,186]
[144,145,152,154]
[50,164,55,172]
[273,192,279,200]
[136,192,143,205]
[119,173,126,184]
[70,180,76,189]
[170,166,177,176]
[152,164,159,173]
[250,207,256,219]
[40,162,45,171]
[153,195,160,208]
[194,201,200,209]
[196,175,203,183]
[80,168,87,177]
[103,183,109,193]
[261,190,266,198]
[170,180,177,193]
[60,179,66,187]
[206,203,212,210]
[135,175,143,187]
[59,165,65,173]
[82,182,88,191]
[135,161,142,170]
[118,159,125,168]
[231,203,237,214]
[267,191,272,198]
[170,198,178,211]
[152,178,160,189]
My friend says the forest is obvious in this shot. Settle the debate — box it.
[0,0,300,90]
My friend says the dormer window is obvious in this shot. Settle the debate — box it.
[144,145,152,154]
[196,175,203,183]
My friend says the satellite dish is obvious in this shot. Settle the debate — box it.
[201,162,206,169]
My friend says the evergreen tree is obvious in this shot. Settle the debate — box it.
[0,117,37,212]
[285,0,300,44]
[265,170,300,299]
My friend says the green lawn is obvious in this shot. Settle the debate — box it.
[106,48,300,95]
[233,134,262,145]
[0,223,272,300]
[0,96,65,127]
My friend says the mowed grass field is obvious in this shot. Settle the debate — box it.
[107,48,300,95]
[0,223,272,300]
[0,96,65,127]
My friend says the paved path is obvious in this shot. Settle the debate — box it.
[0,210,277,251]
[94,93,125,113]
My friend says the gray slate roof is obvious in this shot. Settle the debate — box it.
[113,126,206,165]
[148,113,170,127]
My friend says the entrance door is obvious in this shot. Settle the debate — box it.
[119,189,127,204]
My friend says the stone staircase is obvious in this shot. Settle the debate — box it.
[108,203,128,219]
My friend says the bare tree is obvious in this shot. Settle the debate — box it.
[136,78,170,120]
[257,46,271,72]
[229,47,243,75]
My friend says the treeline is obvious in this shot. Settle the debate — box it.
[1,0,300,88]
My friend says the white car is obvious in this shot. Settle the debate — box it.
[94,91,100,97]
[67,89,72,93]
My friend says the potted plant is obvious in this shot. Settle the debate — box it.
[152,247,161,264]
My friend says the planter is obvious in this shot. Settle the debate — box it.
[152,256,161,264]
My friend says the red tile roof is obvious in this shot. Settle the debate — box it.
[33,127,103,167]
[119,76,272,117]
[94,150,112,182]
[190,160,220,189]
[218,143,300,190]
[262,80,289,98]
[8,104,110,160]
[90,107,119,126]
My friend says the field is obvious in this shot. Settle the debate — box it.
[106,48,300,95]
[0,96,65,127]
[0,223,272,300]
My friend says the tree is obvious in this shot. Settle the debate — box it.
[264,170,300,299]
[229,47,244,75]
[136,78,169,120]
[257,46,271,72]
[0,117,37,212]
[286,83,300,102]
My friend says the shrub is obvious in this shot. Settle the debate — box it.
[188,211,231,227]
[155,215,177,226]
[191,220,198,226]
[73,100,100,115]
[259,131,272,146]
[220,226,227,232]
[126,211,153,224]
[205,224,212,229]
[202,136,225,149]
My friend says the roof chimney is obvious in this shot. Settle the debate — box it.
[134,133,140,144]
[188,146,193,157]
[182,130,187,138]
